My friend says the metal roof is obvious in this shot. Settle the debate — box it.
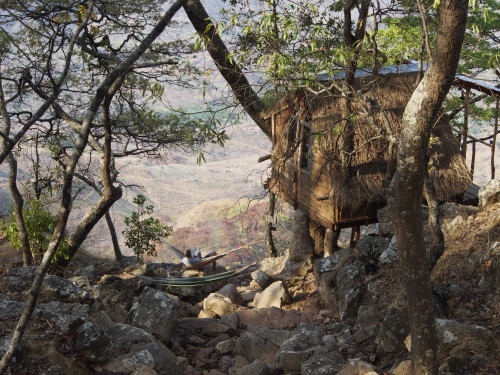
[318,62,500,97]
[317,62,426,81]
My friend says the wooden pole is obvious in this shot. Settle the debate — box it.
[492,97,499,179]
[471,141,476,178]
[461,88,470,159]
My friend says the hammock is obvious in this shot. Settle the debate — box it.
[156,236,260,269]
[127,262,255,287]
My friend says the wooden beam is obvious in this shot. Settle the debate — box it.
[258,154,272,163]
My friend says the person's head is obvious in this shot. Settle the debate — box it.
[185,249,192,258]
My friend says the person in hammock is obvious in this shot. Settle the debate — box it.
[183,248,217,270]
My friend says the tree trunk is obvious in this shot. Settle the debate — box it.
[7,154,33,266]
[183,0,271,139]
[105,212,122,263]
[266,192,277,257]
[388,1,467,373]
[0,70,33,266]
[424,175,445,270]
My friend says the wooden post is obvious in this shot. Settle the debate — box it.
[470,141,476,178]
[492,97,499,179]
[266,192,277,257]
[350,225,361,248]
[324,228,340,256]
[461,88,470,159]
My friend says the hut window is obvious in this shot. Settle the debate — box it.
[300,121,312,171]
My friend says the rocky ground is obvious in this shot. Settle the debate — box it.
[0,180,499,375]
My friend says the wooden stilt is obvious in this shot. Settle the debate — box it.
[492,97,499,179]
[471,141,476,178]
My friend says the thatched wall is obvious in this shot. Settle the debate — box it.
[268,72,471,222]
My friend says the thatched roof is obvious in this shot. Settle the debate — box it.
[268,71,471,212]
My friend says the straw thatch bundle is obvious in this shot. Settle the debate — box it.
[269,72,471,212]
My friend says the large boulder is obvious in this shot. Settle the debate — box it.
[253,281,292,309]
[376,293,409,355]
[404,319,498,360]
[35,301,91,334]
[275,327,322,374]
[379,236,398,264]
[215,284,244,305]
[40,275,92,304]
[7,266,37,280]
[74,321,110,363]
[301,349,345,375]
[235,331,279,366]
[314,249,355,311]
[227,307,319,330]
[357,236,391,264]
[202,291,245,317]
[125,286,179,344]
[251,270,273,289]
[336,260,366,320]
[479,178,500,208]
[99,341,181,375]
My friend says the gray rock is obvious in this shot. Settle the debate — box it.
[301,348,345,375]
[277,349,315,374]
[75,321,110,363]
[356,305,378,336]
[376,293,409,355]
[253,281,292,309]
[336,260,366,320]
[0,300,25,319]
[276,329,322,374]
[435,319,497,359]
[215,284,244,305]
[125,286,179,344]
[105,323,157,355]
[40,275,92,304]
[379,236,398,264]
[216,338,237,354]
[314,248,354,275]
[36,301,91,334]
[235,331,279,365]
[7,266,37,280]
[236,359,270,375]
[250,327,291,347]
[479,178,500,208]
[251,270,273,289]
[357,236,390,263]
[101,341,180,374]
[314,249,358,313]
[0,276,28,292]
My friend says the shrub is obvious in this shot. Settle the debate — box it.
[123,194,172,259]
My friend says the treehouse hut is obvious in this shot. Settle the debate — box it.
[263,63,472,232]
